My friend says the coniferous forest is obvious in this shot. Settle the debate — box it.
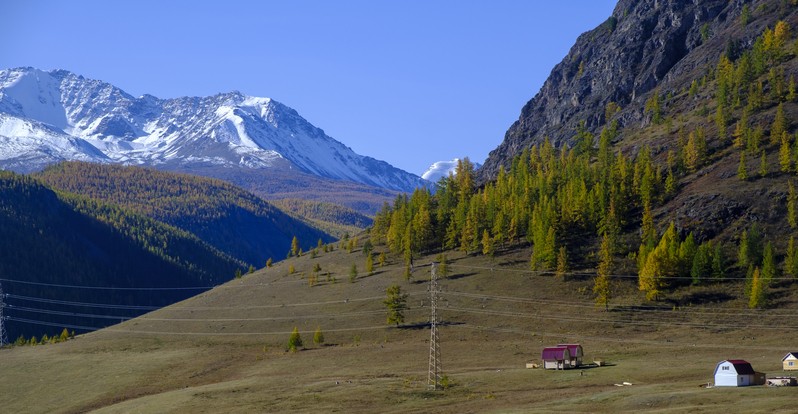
[370,19,798,309]
[1,164,335,340]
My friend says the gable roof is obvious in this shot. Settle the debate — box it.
[541,347,569,360]
[726,360,755,375]
[557,344,582,355]
[783,352,798,361]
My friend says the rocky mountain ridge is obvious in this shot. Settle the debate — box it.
[480,0,760,180]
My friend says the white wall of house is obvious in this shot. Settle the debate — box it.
[714,361,751,386]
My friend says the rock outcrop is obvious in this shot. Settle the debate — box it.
[479,0,747,181]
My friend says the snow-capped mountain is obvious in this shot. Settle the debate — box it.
[421,158,481,183]
[0,67,426,192]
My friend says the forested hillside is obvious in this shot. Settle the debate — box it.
[0,171,243,340]
[372,10,798,309]
[36,162,334,266]
[270,198,373,239]
[180,164,402,216]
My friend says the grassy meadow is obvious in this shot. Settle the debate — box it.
[1,240,797,413]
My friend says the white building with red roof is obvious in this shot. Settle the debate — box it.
[557,344,583,367]
[713,360,765,386]
[541,347,571,370]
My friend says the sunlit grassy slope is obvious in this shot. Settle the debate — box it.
[2,238,797,413]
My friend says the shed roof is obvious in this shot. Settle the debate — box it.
[541,347,569,360]
[727,360,755,375]
[783,352,798,360]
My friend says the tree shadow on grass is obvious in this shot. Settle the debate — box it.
[357,270,385,280]
[611,304,671,312]
[765,288,794,308]
[575,362,617,370]
[396,321,464,330]
[501,259,528,267]
[665,291,735,307]
[444,272,479,281]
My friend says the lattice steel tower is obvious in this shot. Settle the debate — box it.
[0,281,8,347]
[427,262,443,390]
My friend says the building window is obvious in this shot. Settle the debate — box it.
[722,366,729,371]
[790,361,794,366]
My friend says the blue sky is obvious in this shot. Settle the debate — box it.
[0,1,616,176]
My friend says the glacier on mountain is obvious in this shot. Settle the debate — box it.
[0,67,426,192]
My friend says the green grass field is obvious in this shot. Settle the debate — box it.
[2,242,797,413]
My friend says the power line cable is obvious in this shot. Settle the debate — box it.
[446,262,798,281]
[6,294,161,310]
[441,290,798,317]
[8,306,135,321]
[6,317,99,332]
[0,278,215,291]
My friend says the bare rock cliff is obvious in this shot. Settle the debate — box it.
[479,0,741,181]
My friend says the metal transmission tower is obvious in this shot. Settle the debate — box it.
[0,281,8,347]
[427,262,443,390]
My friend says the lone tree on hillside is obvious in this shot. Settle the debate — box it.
[313,327,324,346]
[288,327,303,352]
[383,285,408,326]
[291,236,300,257]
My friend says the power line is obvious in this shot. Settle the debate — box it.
[138,309,417,322]
[442,305,798,331]
[9,306,135,321]
[441,290,798,317]
[451,324,793,352]
[0,277,215,291]
[7,294,161,310]
[5,317,98,332]
[4,302,427,329]
[446,262,798,281]
[103,325,395,336]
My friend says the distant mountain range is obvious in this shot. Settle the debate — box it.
[0,67,427,196]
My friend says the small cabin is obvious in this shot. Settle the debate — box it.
[557,344,583,367]
[783,352,798,371]
[714,360,765,387]
[542,347,571,370]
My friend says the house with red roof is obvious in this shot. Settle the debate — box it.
[713,360,766,386]
[557,344,583,367]
[541,347,571,370]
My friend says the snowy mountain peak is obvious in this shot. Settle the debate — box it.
[0,67,426,192]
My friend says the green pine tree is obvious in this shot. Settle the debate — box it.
[383,285,408,325]
[737,151,748,181]
[313,327,324,346]
[365,253,374,274]
[291,236,300,257]
[594,233,613,310]
[748,268,766,309]
[287,327,303,352]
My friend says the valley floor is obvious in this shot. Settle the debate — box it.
[2,246,797,413]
